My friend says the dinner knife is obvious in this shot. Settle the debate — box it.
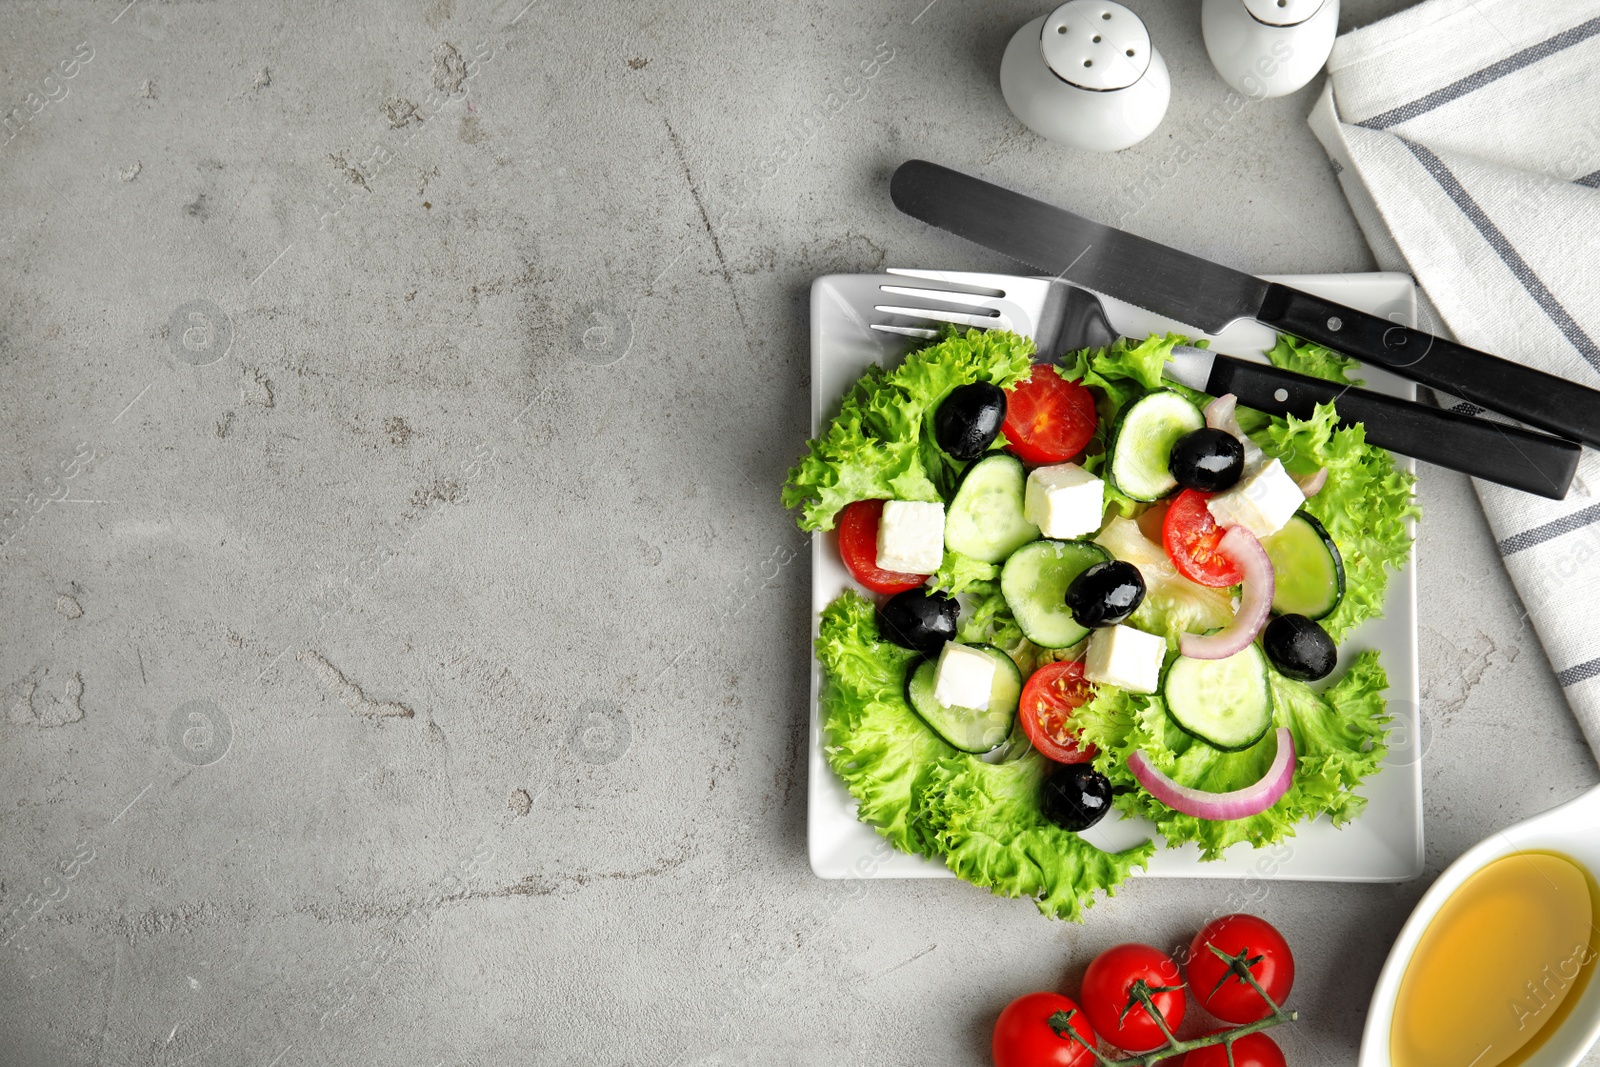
[891,159,1600,449]
[1164,347,1580,499]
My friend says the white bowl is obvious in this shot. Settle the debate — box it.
[1361,784,1600,1067]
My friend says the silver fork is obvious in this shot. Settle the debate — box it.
[870,267,1117,356]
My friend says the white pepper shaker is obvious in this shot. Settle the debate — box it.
[1201,0,1338,99]
[999,0,1171,152]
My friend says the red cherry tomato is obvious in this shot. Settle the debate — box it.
[1002,366,1098,465]
[836,499,929,595]
[1177,1032,1286,1067]
[1019,661,1098,764]
[1163,489,1243,588]
[1185,914,1295,1024]
[992,991,1099,1067]
[1080,943,1187,1053]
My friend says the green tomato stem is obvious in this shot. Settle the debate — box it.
[1044,969,1296,1067]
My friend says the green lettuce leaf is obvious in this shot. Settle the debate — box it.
[816,590,953,855]
[1267,335,1362,387]
[928,550,999,596]
[1252,404,1419,642]
[917,752,1155,922]
[817,588,1151,920]
[1075,650,1391,860]
[782,329,1037,531]
[1058,331,1200,401]
[953,578,1024,650]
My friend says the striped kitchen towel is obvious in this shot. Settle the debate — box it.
[1307,0,1600,754]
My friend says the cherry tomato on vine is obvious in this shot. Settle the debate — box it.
[1185,914,1295,1024]
[1001,367,1098,465]
[992,991,1098,1067]
[1163,489,1243,588]
[1018,660,1098,764]
[836,499,929,595]
[1080,943,1187,1053]
[1177,1031,1286,1067]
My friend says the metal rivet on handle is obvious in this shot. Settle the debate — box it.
[1327,316,1342,331]
[1274,388,1289,402]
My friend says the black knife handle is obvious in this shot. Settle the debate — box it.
[1207,356,1580,499]
[1257,282,1600,449]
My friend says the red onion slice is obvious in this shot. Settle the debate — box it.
[1293,467,1329,497]
[1204,393,1267,473]
[1178,526,1274,659]
[1128,727,1296,821]
[1204,393,1243,436]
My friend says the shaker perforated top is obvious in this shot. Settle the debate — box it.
[1040,0,1152,92]
[1241,0,1327,28]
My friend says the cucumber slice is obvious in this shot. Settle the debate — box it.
[1108,391,1206,502]
[945,455,1040,564]
[1000,539,1111,649]
[1262,512,1344,620]
[905,644,1022,753]
[1161,644,1274,752]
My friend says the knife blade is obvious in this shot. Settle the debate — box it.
[891,159,1600,449]
[1163,347,1579,499]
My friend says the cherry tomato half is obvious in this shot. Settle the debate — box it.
[1163,489,1243,588]
[836,499,929,595]
[1185,914,1295,1024]
[1080,943,1187,1053]
[1002,366,1098,465]
[1177,1032,1286,1067]
[992,991,1099,1067]
[1019,660,1098,764]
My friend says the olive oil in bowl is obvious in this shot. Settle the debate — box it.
[1390,852,1599,1067]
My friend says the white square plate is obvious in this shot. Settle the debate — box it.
[806,271,1423,883]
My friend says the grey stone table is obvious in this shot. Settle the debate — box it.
[1,1,1594,1064]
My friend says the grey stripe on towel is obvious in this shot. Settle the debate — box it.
[1358,17,1600,130]
[1403,139,1600,374]
[1498,502,1600,556]
[1558,656,1600,688]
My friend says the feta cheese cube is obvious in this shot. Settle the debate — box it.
[876,500,944,574]
[1205,458,1304,539]
[1083,624,1166,694]
[934,642,996,709]
[1024,463,1106,539]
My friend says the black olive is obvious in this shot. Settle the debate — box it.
[877,588,960,654]
[1065,560,1146,628]
[1169,427,1245,493]
[935,382,1007,461]
[1041,763,1113,832]
[1262,613,1337,681]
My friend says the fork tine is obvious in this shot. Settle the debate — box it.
[870,323,940,340]
[886,266,1029,293]
[874,304,1013,331]
[879,284,1004,311]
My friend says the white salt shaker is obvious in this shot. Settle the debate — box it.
[999,0,1171,152]
[1201,0,1338,99]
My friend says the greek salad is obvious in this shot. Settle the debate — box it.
[784,327,1417,920]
